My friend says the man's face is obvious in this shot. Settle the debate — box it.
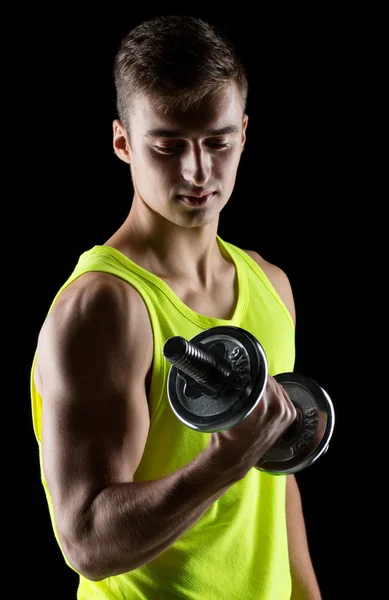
[113,83,248,228]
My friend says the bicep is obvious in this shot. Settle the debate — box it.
[37,275,152,525]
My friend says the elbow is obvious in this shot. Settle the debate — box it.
[57,524,139,581]
[55,505,142,579]
[64,543,141,581]
[56,519,110,582]
[65,548,139,582]
[60,536,110,582]
[71,554,106,582]
[73,564,106,583]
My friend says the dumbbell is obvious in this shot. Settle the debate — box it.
[163,325,335,475]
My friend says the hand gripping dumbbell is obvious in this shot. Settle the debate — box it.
[163,325,335,475]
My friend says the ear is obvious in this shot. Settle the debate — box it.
[113,119,131,164]
[241,114,248,152]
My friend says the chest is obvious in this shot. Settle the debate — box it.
[163,266,238,320]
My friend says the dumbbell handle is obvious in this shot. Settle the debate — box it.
[163,335,301,426]
[163,336,234,395]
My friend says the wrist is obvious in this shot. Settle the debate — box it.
[201,435,248,486]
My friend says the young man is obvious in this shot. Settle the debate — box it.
[30,15,322,599]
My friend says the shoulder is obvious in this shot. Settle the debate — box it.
[243,249,296,325]
[48,270,149,325]
[35,271,153,385]
[40,271,150,337]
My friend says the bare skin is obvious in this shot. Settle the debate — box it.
[34,82,321,597]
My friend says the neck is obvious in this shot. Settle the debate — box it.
[106,199,222,285]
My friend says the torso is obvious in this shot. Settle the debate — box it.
[156,263,238,319]
[35,240,292,398]
[104,238,239,321]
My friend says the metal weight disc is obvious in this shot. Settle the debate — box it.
[167,326,268,432]
[256,372,335,475]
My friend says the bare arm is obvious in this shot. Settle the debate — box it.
[287,475,322,600]
[245,250,322,598]
[36,272,245,581]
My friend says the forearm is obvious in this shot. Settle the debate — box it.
[286,475,322,600]
[65,442,241,580]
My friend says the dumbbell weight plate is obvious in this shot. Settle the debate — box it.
[256,372,335,475]
[167,326,268,432]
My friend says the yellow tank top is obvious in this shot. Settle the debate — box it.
[30,235,296,599]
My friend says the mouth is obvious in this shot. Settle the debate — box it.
[178,192,214,206]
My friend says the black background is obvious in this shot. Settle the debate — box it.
[15,6,368,599]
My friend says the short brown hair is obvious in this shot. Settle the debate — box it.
[114,15,249,131]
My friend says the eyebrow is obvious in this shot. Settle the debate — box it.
[144,125,240,138]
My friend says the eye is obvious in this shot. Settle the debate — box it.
[154,142,230,154]
[207,142,230,150]
[154,145,183,154]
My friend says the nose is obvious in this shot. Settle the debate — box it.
[181,145,211,187]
